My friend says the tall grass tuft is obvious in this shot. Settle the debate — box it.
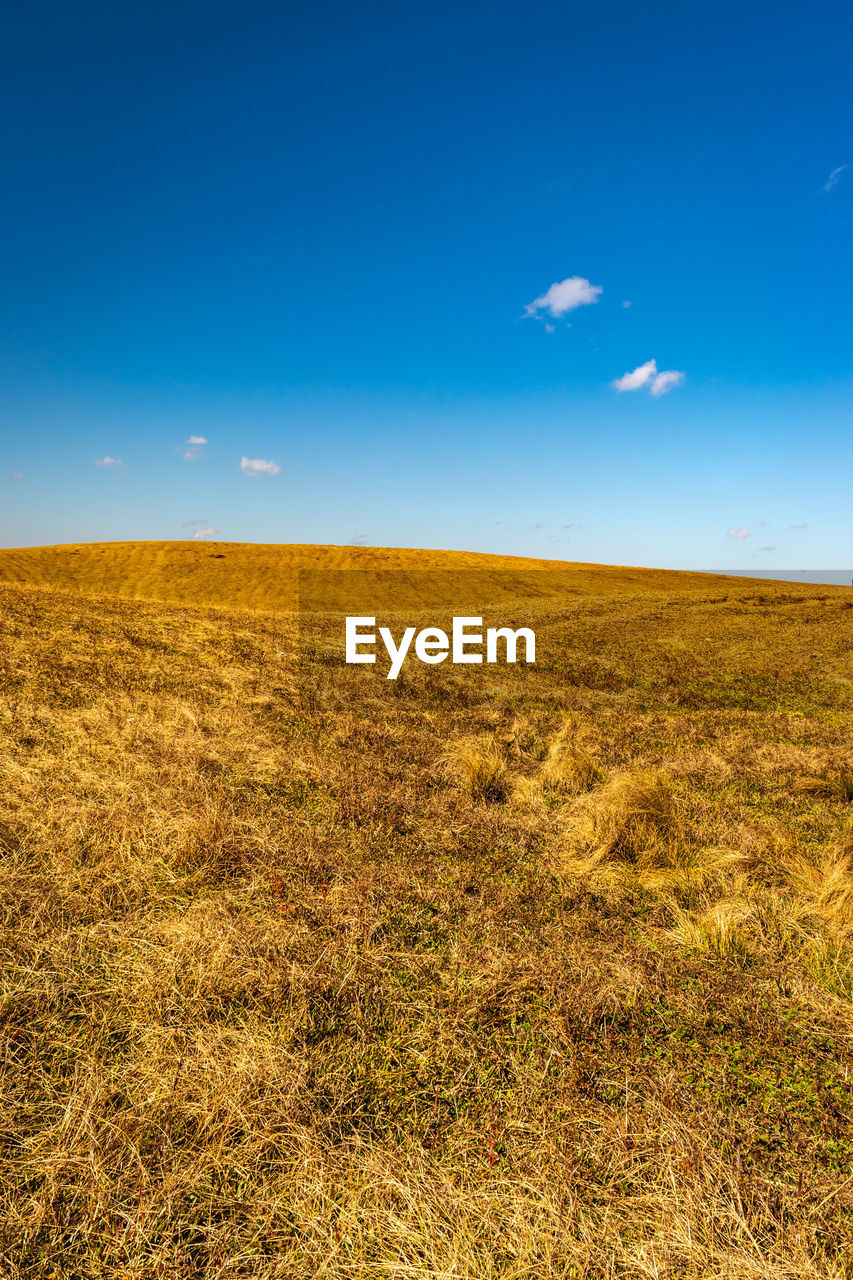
[560,768,677,873]
[442,735,509,804]
[667,900,753,959]
[540,722,602,795]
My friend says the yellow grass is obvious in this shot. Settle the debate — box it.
[2,543,853,1277]
[0,538,784,610]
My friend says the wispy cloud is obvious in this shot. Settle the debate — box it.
[240,456,280,477]
[823,164,847,192]
[95,456,122,468]
[183,434,208,461]
[349,533,368,547]
[192,526,218,540]
[758,545,776,552]
[10,470,23,480]
[621,300,632,309]
[612,358,684,396]
[789,523,808,530]
[727,527,750,540]
[650,369,685,396]
[524,275,602,321]
[612,359,656,392]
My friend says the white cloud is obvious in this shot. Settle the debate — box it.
[192,526,218,540]
[183,434,208,461]
[612,358,684,396]
[727,527,750,540]
[524,275,602,320]
[789,523,807,530]
[650,369,685,396]
[95,456,122,468]
[240,456,281,477]
[621,300,632,309]
[823,164,847,192]
[11,471,23,480]
[613,358,657,391]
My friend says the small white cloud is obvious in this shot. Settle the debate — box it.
[650,369,685,397]
[183,434,208,461]
[613,358,657,391]
[95,456,122,468]
[823,164,847,192]
[524,275,602,320]
[612,358,684,396]
[621,300,632,309]
[192,526,218,540]
[789,523,808,530]
[240,456,281,477]
[11,471,23,480]
[727,527,750,540]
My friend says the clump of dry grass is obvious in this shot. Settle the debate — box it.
[793,771,853,802]
[502,713,549,761]
[740,830,853,936]
[441,735,509,803]
[510,718,602,810]
[800,933,853,1000]
[667,899,753,959]
[558,768,678,876]
[540,722,602,795]
[779,841,853,936]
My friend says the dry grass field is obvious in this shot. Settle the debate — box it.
[2,542,853,1278]
[0,542,732,612]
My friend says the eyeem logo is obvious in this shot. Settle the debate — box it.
[345,616,535,680]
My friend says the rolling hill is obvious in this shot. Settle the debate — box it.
[0,539,822,612]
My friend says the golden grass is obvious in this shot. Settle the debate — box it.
[558,769,678,874]
[0,538,797,611]
[540,719,603,795]
[441,736,510,803]
[2,548,853,1276]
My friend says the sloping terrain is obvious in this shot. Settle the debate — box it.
[1,552,852,1277]
[0,540,774,611]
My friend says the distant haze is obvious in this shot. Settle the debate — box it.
[705,570,853,586]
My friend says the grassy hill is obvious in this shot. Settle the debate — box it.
[0,539,773,610]
[1,545,853,1277]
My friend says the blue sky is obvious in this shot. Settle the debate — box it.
[1,0,851,567]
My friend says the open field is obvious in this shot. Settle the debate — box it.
[0,541,745,612]
[2,543,853,1277]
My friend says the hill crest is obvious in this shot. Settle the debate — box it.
[0,540,828,611]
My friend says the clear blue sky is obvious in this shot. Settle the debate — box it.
[1,0,851,567]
